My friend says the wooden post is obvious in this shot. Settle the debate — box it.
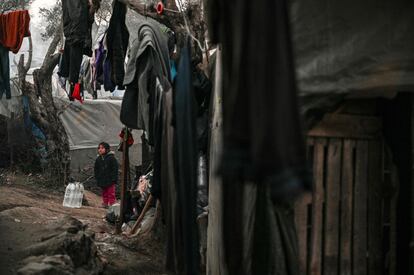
[367,140,383,275]
[353,140,369,275]
[116,128,129,234]
[324,138,342,274]
[340,140,355,275]
[310,138,326,275]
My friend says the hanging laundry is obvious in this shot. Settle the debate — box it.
[79,57,94,98]
[170,60,177,82]
[93,34,106,91]
[0,10,31,100]
[103,55,115,92]
[106,0,129,89]
[71,83,83,103]
[170,37,199,274]
[0,10,31,54]
[59,0,95,84]
[93,33,116,93]
[117,127,134,152]
[58,42,84,84]
[157,77,177,272]
[120,17,171,143]
[0,45,11,100]
[192,66,212,153]
[151,76,171,201]
[22,96,48,166]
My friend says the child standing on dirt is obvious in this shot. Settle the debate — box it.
[94,142,118,208]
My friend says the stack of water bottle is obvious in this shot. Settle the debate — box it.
[62,182,84,208]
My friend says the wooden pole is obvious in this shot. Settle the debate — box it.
[129,194,154,235]
[116,128,129,234]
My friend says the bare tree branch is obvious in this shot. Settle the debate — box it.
[42,28,62,69]
[13,56,18,67]
[117,0,183,31]
[24,36,32,72]
[43,53,60,75]
[118,0,206,62]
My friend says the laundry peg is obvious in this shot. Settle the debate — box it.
[156,2,180,15]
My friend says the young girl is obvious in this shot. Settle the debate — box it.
[94,142,118,207]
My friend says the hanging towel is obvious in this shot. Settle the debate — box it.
[0,10,31,54]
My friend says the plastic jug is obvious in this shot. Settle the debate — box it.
[63,182,84,208]
[70,183,79,207]
[74,182,84,208]
[63,183,75,207]
[78,183,84,208]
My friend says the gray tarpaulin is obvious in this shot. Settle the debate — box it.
[0,80,22,118]
[292,0,414,96]
[58,98,141,150]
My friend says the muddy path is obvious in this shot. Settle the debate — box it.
[0,179,165,274]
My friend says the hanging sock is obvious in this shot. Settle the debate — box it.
[71,83,83,103]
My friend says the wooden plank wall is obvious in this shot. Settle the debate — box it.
[295,136,392,275]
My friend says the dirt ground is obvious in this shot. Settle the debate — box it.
[0,171,166,275]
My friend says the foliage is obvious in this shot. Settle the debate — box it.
[39,0,113,41]
[0,0,32,13]
[39,0,62,41]
[96,0,113,25]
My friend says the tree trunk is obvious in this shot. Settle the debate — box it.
[19,29,71,185]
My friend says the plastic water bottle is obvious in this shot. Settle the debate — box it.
[72,183,79,208]
[71,182,80,208]
[74,183,84,208]
[77,183,84,208]
[63,183,75,207]
[74,182,80,208]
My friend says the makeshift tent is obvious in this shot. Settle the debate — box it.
[0,79,22,118]
[1,89,141,178]
[56,98,142,177]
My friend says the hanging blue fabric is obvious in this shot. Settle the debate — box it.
[172,37,199,274]
[23,96,48,165]
[170,60,177,82]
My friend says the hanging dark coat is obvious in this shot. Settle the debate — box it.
[170,38,200,274]
[106,0,129,89]
[60,0,94,83]
[121,19,170,144]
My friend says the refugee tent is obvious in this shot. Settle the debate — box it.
[0,81,141,178]
[56,98,142,179]
[0,78,23,119]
